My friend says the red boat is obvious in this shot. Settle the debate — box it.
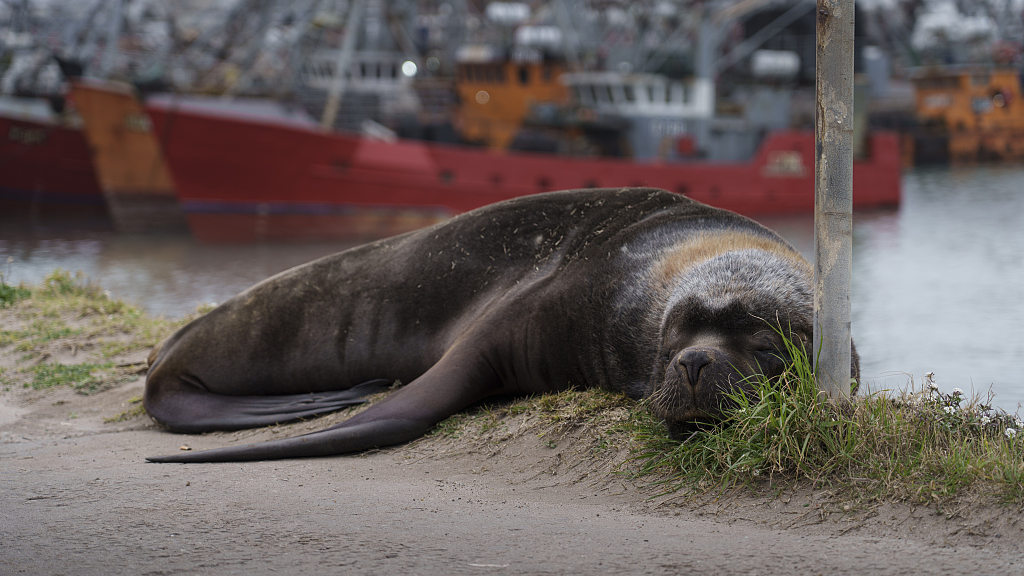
[145,97,901,243]
[0,104,105,221]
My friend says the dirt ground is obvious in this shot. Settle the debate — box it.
[3,366,1024,576]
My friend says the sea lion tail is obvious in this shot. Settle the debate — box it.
[145,418,431,463]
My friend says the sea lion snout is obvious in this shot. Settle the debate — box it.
[674,348,715,387]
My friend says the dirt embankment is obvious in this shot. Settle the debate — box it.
[1,282,1023,575]
[3,372,1024,575]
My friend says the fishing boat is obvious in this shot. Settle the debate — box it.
[143,91,900,243]
[52,0,901,242]
[143,16,899,242]
[71,80,188,233]
[910,66,1024,164]
[0,97,106,223]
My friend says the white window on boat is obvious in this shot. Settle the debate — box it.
[608,84,617,104]
[670,83,684,106]
[623,84,636,103]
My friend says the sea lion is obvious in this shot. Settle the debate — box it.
[145,187,858,463]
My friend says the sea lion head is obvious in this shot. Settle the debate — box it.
[647,246,839,437]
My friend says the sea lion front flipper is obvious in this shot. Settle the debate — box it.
[146,347,503,463]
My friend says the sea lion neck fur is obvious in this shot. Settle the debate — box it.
[659,246,814,337]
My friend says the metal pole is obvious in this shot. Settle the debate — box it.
[321,0,366,130]
[553,0,582,71]
[99,0,124,79]
[813,0,855,399]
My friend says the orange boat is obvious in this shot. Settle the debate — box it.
[70,80,188,233]
[912,66,1024,164]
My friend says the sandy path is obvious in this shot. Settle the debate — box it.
[2,379,1023,576]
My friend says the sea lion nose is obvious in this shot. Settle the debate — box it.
[677,349,713,387]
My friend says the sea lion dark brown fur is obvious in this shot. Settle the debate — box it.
[144,188,858,463]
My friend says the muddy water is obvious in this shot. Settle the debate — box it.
[3,167,1023,411]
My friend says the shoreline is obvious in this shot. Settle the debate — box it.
[2,274,1023,573]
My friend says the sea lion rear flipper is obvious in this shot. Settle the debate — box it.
[144,418,431,463]
[144,378,393,433]
[146,347,502,463]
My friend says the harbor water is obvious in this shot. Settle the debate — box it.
[2,167,1023,412]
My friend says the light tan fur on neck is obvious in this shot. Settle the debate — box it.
[652,231,810,288]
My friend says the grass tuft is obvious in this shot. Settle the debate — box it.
[427,388,635,453]
[0,274,31,308]
[0,269,206,394]
[631,336,1024,505]
[28,362,116,394]
[104,395,147,423]
[0,270,196,361]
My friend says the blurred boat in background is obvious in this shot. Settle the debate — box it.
[141,87,900,242]
[0,0,924,240]
[0,97,105,222]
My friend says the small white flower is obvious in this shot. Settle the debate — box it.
[1006,428,1018,439]
[951,388,964,397]
[943,406,956,415]
[1016,418,1023,428]
[980,415,992,425]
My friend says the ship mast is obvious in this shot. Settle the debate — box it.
[321,0,365,129]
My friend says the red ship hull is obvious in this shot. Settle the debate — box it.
[147,103,901,243]
[0,115,105,217]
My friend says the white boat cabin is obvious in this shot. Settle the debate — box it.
[560,72,714,119]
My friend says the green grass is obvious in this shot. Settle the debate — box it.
[0,276,30,308]
[0,269,203,396]
[28,362,116,394]
[104,395,147,423]
[0,269,194,360]
[630,336,1024,506]
[429,388,633,440]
